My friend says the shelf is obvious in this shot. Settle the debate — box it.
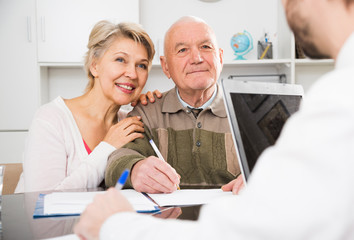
[39,62,84,67]
[151,59,293,68]
[295,59,334,66]
[223,59,292,66]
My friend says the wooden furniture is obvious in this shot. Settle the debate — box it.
[1,163,23,195]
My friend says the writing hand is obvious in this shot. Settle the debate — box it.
[131,156,180,193]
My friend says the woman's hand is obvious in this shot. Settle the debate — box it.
[131,89,162,107]
[103,116,144,149]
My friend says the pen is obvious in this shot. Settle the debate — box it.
[149,139,180,190]
[115,169,130,190]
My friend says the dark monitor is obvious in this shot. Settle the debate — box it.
[221,78,304,182]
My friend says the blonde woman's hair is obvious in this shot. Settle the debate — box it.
[84,20,155,92]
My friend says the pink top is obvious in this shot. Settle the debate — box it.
[83,139,92,154]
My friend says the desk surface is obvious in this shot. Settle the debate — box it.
[1,190,201,240]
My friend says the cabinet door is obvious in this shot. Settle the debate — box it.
[37,0,139,63]
[0,0,38,130]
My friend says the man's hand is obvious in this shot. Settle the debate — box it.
[221,174,244,195]
[131,89,162,107]
[74,188,134,240]
[131,156,180,193]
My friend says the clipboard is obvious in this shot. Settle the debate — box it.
[33,192,160,218]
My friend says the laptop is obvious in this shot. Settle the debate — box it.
[221,77,304,183]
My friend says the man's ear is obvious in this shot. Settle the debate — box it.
[219,48,224,66]
[160,56,171,79]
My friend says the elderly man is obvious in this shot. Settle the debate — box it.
[104,16,243,194]
[76,0,354,239]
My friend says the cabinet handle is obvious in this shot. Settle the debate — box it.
[27,16,31,42]
[41,17,46,42]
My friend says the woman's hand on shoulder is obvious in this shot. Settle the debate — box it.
[103,116,144,149]
[131,89,162,107]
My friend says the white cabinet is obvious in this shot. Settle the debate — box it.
[38,0,140,104]
[0,0,38,163]
[37,0,139,63]
[0,0,38,130]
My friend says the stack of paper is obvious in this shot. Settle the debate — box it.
[34,190,159,218]
[149,189,233,207]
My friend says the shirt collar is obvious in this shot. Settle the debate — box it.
[162,84,227,118]
[176,86,217,110]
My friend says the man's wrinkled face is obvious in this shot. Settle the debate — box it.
[162,21,223,93]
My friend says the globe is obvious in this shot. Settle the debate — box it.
[230,30,253,60]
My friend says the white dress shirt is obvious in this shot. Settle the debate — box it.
[100,32,354,240]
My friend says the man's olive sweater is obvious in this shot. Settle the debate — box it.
[105,84,240,188]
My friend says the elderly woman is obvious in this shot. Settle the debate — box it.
[16,20,156,192]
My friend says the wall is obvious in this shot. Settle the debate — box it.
[0,0,334,164]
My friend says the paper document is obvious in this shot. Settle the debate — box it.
[148,189,233,206]
[43,234,79,240]
[36,189,234,218]
[43,190,158,216]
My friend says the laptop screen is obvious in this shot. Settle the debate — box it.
[230,92,302,173]
[222,79,304,182]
